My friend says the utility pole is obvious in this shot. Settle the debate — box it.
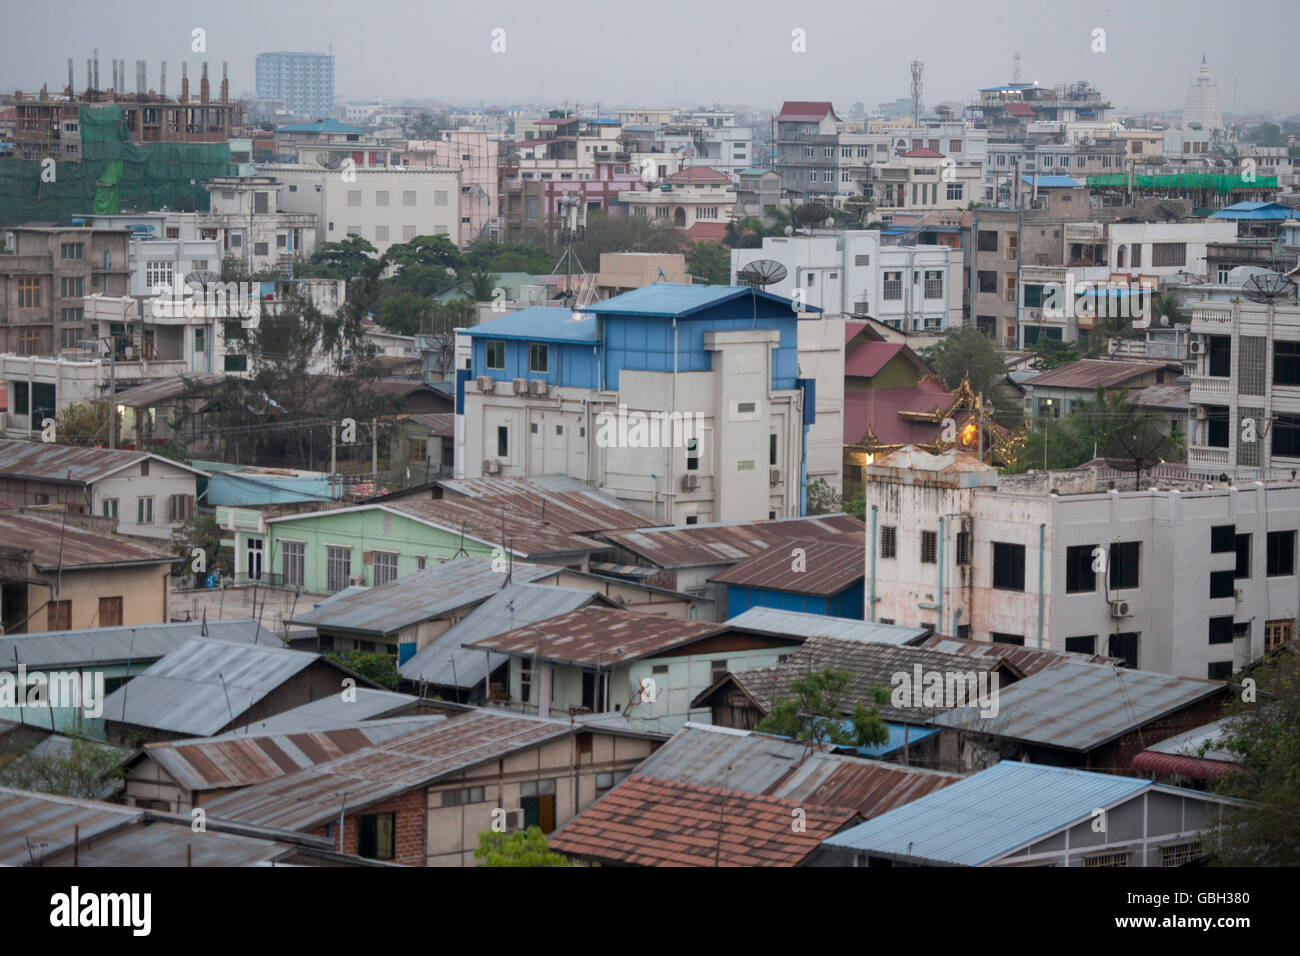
[371,419,378,476]
[330,423,337,474]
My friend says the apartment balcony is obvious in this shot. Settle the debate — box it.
[1189,374,1232,398]
[1189,445,1230,467]
[1190,305,1234,330]
[1064,223,1105,243]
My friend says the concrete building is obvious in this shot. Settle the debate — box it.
[0,226,131,355]
[866,149,982,217]
[262,165,460,256]
[256,52,335,119]
[402,132,500,245]
[1183,55,1224,133]
[621,167,736,236]
[200,176,319,273]
[863,445,1300,679]
[455,286,817,524]
[734,167,781,219]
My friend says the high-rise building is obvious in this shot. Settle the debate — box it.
[255,51,334,119]
[1183,55,1224,132]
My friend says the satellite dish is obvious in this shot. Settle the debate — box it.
[737,259,788,289]
[1242,272,1296,304]
[184,269,221,289]
[315,152,342,170]
[1154,200,1185,222]
[795,202,832,228]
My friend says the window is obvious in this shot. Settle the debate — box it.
[60,327,84,349]
[991,633,1025,646]
[1109,632,1140,669]
[520,779,557,833]
[194,327,206,354]
[686,437,699,471]
[326,546,352,592]
[955,530,971,564]
[1205,405,1230,447]
[920,530,937,564]
[375,190,390,206]
[435,190,449,206]
[946,182,963,201]
[1109,541,1140,589]
[924,271,943,299]
[485,340,505,370]
[883,271,902,300]
[281,541,305,588]
[1265,619,1294,652]
[497,425,509,458]
[1085,851,1131,868]
[855,254,871,266]
[98,597,123,628]
[1267,530,1295,576]
[1209,570,1235,600]
[992,542,1025,590]
[978,271,997,294]
[372,551,399,586]
[136,497,154,524]
[168,494,194,522]
[769,433,778,466]
[47,600,72,631]
[60,307,84,323]
[977,230,998,252]
[347,190,362,206]
[595,771,630,799]
[60,276,84,298]
[1210,524,1236,553]
[403,190,417,206]
[1207,335,1231,378]
[710,660,729,683]
[1272,341,1300,387]
[878,522,899,561]
[18,276,41,308]
[1152,243,1186,267]
[253,241,270,256]
[356,813,394,861]
[440,787,486,807]
[1208,616,1235,645]
[1207,661,1234,680]
[1065,635,1096,654]
[529,343,548,373]
[101,498,118,519]
[60,242,84,259]
[1235,534,1251,579]
[1065,544,1097,593]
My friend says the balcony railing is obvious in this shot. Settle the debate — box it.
[1191,307,1234,327]
[1189,375,1232,397]
[1189,445,1230,466]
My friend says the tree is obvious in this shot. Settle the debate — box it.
[1149,292,1187,326]
[805,478,843,516]
[52,401,118,447]
[921,326,1008,398]
[462,239,557,276]
[382,234,465,275]
[685,241,730,285]
[169,513,232,580]
[325,650,400,690]
[463,269,497,302]
[378,291,436,336]
[570,211,684,263]
[1245,122,1284,148]
[755,668,890,749]
[474,826,573,867]
[1029,338,1079,371]
[299,235,380,281]
[0,736,124,801]
[1206,651,1300,866]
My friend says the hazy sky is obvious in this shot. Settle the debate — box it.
[1,0,1294,117]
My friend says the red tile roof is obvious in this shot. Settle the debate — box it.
[902,147,945,158]
[549,775,858,866]
[776,101,836,122]
[683,221,728,242]
[667,166,732,185]
[1004,103,1034,117]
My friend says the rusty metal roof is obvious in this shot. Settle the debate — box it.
[866,447,999,488]
[548,774,858,866]
[112,373,224,408]
[919,635,1119,676]
[934,660,1227,752]
[236,688,422,733]
[0,439,205,483]
[0,511,177,570]
[0,786,140,866]
[467,606,725,667]
[708,539,864,595]
[0,619,278,670]
[1021,358,1177,390]
[434,477,658,534]
[385,499,608,557]
[604,514,864,569]
[202,710,644,831]
[141,715,448,793]
[728,608,929,645]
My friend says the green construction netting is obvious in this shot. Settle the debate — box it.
[0,103,236,225]
[1086,172,1279,194]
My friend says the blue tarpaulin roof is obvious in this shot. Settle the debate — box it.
[1021,175,1082,188]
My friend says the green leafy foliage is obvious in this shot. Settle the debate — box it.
[52,401,119,447]
[474,826,573,867]
[755,668,890,749]
[921,326,1008,399]
[324,650,400,691]
[1029,338,1079,371]
[685,241,730,285]
[169,513,232,578]
[0,736,125,801]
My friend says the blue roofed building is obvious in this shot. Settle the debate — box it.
[455,285,821,523]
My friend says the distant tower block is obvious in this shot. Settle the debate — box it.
[1183,54,1224,132]
[1013,51,1021,84]
[910,59,924,127]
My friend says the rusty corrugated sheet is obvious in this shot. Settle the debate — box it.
[0,512,175,569]
[1130,750,1237,780]
[919,635,1118,677]
[0,787,140,866]
[766,754,962,818]
[0,439,147,484]
[1021,358,1175,390]
[389,498,606,556]
[604,514,864,569]
[708,539,863,595]
[113,373,224,408]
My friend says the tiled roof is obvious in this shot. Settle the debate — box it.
[1021,359,1174,390]
[549,774,858,866]
[902,147,945,158]
[776,101,836,122]
[0,512,175,570]
[666,166,732,184]
[708,539,863,596]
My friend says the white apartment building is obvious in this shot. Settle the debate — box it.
[201,176,319,273]
[621,168,736,231]
[402,132,501,246]
[263,165,460,256]
[864,446,1300,680]
[661,124,753,181]
[1186,296,1300,479]
[731,231,963,332]
[74,211,224,302]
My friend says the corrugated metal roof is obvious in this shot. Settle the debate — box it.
[578,284,815,317]
[708,539,863,595]
[235,688,420,733]
[604,514,863,569]
[291,557,560,635]
[0,512,176,569]
[1130,384,1190,411]
[1144,717,1238,763]
[143,715,447,792]
[0,619,278,670]
[549,774,856,866]
[468,606,724,667]
[0,786,140,866]
[384,499,608,556]
[1130,751,1237,780]
[112,373,224,408]
[399,583,606,687]
[918,635,1117,676]
[202,710,592,831]
[1021,358,1175,390]
[0,439,204,482]
[464,306,599,343]
[726,608,930,646]
[709,634,1010,724]
[933,660,1225,752]
[822,761,1152,865]
[99,638,324,736]
[44,820,304,867]
[432,477,656,533]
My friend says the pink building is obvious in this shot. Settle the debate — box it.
[402,131,500,246]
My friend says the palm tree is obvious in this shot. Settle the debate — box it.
[1149,292,1186,326]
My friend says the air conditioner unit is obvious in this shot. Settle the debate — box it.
[1189,341,1206,355]
[482,458,501,475]
[1027,309,1040,320]
[512,378,529,394]
[681,473,699,492]
[503,809,526,833]
[476,375,495,393]
[770,467,783,486]
[1234,588,1245,601]
[1195,406,1208,421]
[529,379,549,396]
[1110,599,1131,618]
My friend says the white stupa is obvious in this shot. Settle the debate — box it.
[1183,54,1224,132]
